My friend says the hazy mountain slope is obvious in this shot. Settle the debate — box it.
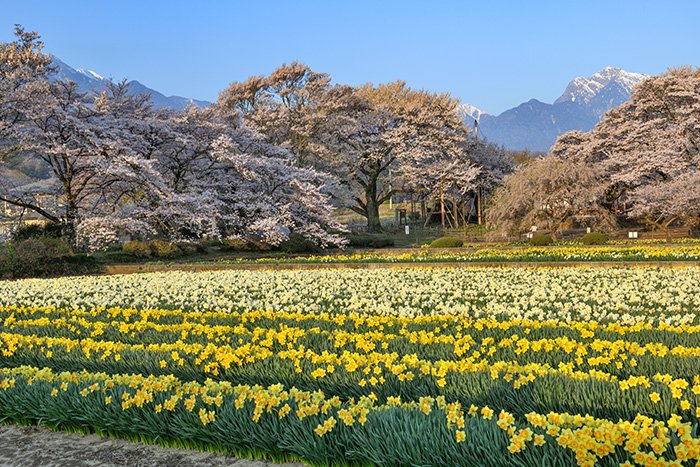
[48,55,211,110]
[466,67,647,152]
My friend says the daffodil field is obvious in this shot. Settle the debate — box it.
[1,267,700,466]
[216,244,700,264]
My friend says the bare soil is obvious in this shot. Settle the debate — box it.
[0,424,304,467]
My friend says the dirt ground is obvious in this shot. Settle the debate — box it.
[0,424,305,467]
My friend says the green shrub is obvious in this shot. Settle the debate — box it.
[176,242,199,256]
[122,240,152,258]
[194,241,214,254]
[0,237,100,279]
[37,236,73,256]
[346,233,395,248]
[93,249,143,264]
[223,237,253,251]
[11,222,64,241]
[122,240,208,259]
[529,234,553,246]
[581,232,609,245]
[429,237,464,248]
[59,254,101,274]
[104,243,124,252]
[278,233,320,254]
[148,239,182,259]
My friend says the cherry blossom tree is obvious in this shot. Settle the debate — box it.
[314,81,477,231]
[218,61,330,163]
[1,31,168,248]
[2,30,346,250]
[376,83,476,208]
[78,87,346,249]
[629,172,700,240]
[220,64,481,232]
[463,138,514,225]
[551,67,700,238]
[0,25,52,145]
[487,155,614,239]
[0,26,54,224]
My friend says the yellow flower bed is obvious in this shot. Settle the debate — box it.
[214,244,700,264]
[1,267,699,465]
[1,364,698,466]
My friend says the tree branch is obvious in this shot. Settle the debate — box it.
[0,195,61,224]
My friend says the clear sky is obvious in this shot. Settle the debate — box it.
[2,0,698,115]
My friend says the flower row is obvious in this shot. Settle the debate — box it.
[0,365,697,467]
[1,267,699,324]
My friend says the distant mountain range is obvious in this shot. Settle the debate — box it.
[0,57,211,185]
[49,55,211,111]
[36,58,650,153]
[460,67,647,152]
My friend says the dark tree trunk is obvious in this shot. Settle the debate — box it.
[366,202,381,232]
[62,201,78,251]
[365,180,382,233]
[353,158,396,233]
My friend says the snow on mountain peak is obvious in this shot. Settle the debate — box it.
[555,67,647,105]
[47,55,211,111]
[76,68,105,81]
[457,103,484,121]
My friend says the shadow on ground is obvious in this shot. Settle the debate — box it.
[0,424,304,467]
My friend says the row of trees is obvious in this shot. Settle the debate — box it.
[1,28,348,250]
[489,67,700,240]
[0,26,512,248]
[14,26,690,248]
[219,62,512,232]
[1,27,513,250]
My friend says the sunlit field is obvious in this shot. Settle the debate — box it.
[212,244,700,265]
[1,267,700,466]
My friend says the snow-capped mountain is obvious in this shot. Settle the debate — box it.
[48,55,211,111]
[49,55,110,92]
[555,67,646,108]
[466,67,648,152]
[457,103,484,122]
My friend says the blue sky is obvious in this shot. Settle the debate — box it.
[2,0,698,114]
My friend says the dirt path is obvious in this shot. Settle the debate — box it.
[0,424,304,467]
